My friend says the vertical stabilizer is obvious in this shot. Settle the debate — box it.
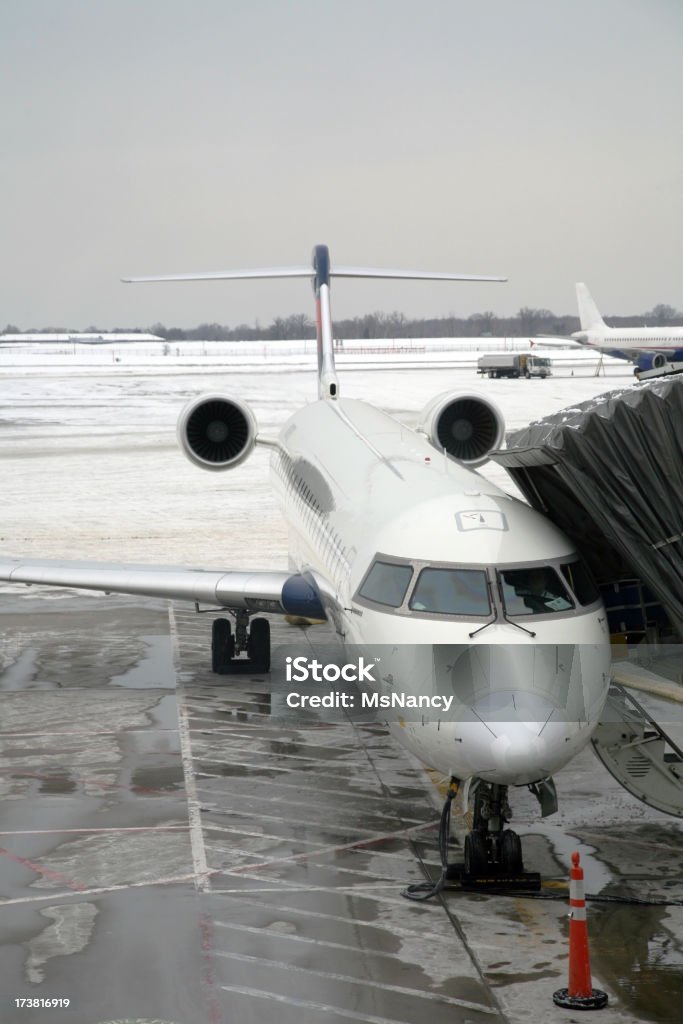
[576,283,606,331]
[312,245,339,400]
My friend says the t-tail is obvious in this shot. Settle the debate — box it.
[576,283,606,331]
[123,245,506,400]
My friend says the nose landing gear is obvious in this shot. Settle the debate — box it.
[402,777,540,901]
[211,611,271,674]
[464,780,524,875]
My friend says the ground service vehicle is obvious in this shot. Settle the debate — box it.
[477,353,551,379]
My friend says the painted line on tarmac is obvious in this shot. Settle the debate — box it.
[0,728,177,737]
[198,913,222,1024]
[0,846,90,891]
[222,818,437,875]
[0,826,190,837]
[0,872,198,906]
[222,890,451,939]
[168,603,212,893]
[217,983,498,1023]
[215,948,498,1014]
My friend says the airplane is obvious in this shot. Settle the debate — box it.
[0,246,614,879]
[572,283,683,372]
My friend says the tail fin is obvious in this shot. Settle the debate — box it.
[576,283,606,330]
[124,246,506,401]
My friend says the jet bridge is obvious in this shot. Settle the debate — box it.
[491,376,683,640]
[492,377,683,816]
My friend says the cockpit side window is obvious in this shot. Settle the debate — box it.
[409,567,490,616]
[499,566,574,616]
[560,559,600,606]
[358,560,413,608]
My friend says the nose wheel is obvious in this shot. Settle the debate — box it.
[465,781,524,875]
[402,777,539,901]
[463,828,523,875]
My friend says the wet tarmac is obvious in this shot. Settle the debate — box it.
[1,594,683,1024]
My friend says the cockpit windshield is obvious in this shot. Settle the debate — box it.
[499,566,574,616]
[356,556,589,620]
[560,559,600,606]
[358,560,413,607]
[409,568,490,616]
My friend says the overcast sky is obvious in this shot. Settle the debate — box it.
[2,0,682,329]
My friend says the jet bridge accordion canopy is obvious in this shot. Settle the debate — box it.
[491,377,683,638]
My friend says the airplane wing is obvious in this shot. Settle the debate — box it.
[0,557,326,618]
[530,336,583,349]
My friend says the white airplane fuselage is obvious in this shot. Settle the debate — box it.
[574,325,683,360]
[271,396,612,788]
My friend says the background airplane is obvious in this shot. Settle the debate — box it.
[572,283,683,372]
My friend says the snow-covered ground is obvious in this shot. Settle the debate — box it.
[0,343,633,573]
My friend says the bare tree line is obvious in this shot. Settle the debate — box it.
[3,303,681,341]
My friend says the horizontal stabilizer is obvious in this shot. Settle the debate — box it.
[124,265,507,285]
[332,266,506,282]
[122,267,313,283]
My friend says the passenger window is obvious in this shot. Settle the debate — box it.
[359,560,413,607]
[499,566,574,616]
[409,568,490,616]
[560,560,600,606]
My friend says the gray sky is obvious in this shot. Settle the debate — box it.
[2,0,682,329]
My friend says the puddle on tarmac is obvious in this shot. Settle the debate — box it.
[591,899,683,1023]
[110,634,175,689]
[525,824,683,1022]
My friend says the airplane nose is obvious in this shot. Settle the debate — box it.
[439,642,600,726]
[469,692,562,784]
[488,723,552,783]
[491,733,544,778]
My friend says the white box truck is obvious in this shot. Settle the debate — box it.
[477,353,551,379]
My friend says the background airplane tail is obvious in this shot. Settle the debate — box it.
[576,283,606,331]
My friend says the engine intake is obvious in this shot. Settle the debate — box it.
[419,392,505,467]
[178,394,257,470]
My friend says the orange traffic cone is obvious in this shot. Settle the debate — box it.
[553,851,608,1010]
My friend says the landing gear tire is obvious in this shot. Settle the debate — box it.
[464,831,488,875]
[500,829,523,873]
[248,617,271,672]
[211,617,234,673]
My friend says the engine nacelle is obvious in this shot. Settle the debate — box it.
[636,352,667,372]
[418,391,505,467]
[177,394,257,471]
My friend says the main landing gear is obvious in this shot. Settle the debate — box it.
[211,610,271,674]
